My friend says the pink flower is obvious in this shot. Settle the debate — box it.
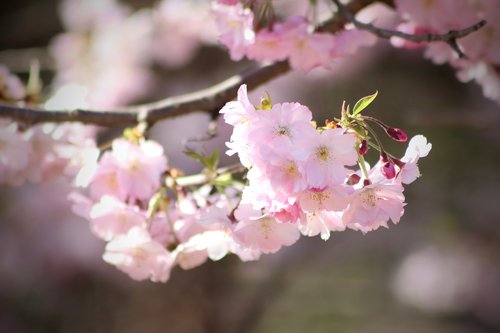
[90,139,167,201]
[220,84,256,126]
[299,210,345,241]
[112,139,167,200]
[89,195,146,241]
[212,3,255,61]
[221,84,258,167]
[343,181,405,233]
[332,28,377,57]
[103,227,174,282]
[271,201,305,224]
[247,28,289,62]
[304,128,358,188]
[298,186,351,213]
[395,0,478,32]
[277,17,336,72]
[90,153,127,200]
[233,204,300,253]
[249,102,315,150]
[400,135,432,184]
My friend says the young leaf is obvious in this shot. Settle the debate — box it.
[184,149,205,164]
[352,91,378,116]
[206,149,219,171]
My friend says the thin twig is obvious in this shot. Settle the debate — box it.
[0,0,388,128]
[332,0,486,59]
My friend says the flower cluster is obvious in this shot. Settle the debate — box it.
[223,85,431,238]
[0,71,97,187]
[71,134,262,282]
[51,0,218,108]
[68,85,430,283]
[212,0,376,72]
[393,0,500,104]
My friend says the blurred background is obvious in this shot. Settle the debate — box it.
[1,0,499,332]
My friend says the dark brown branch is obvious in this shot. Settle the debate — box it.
[332,0,486,59]
[0,61,290,127]
[0,0,389,128]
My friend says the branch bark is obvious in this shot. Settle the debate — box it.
[332,0,486,59]
[0,0,390,128]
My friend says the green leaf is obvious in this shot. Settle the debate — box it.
[206,149,219,171]
[184,149,205,164]
[352,91,378,116]
[184,149,219,171]
[259,91,272,110]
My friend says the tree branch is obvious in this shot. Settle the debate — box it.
[0,0,390,128]
[332,0,486,59]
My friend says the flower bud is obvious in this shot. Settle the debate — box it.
[347,173,361,185]
[381,160,396,179]
[386,127,408,142]
[358,140,368,155]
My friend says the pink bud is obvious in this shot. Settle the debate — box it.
[347,173,361,185]
[358,140,368,155]
[381,160,396,179]
[386,127,408,142]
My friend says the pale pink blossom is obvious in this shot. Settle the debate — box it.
[247,28,289,62]
[332,28,377,57]
[271,201,305,224]
[51,0,153,108]
[400,135,432,184]
[343,181,405,233]
[103,227,174,282]
[395,0,478,32]
[112,139,167,200]
[299,210,345,241]
[219,84,256,126]
[298,186,351,213]
[249,102,315,151]
[90,153,127,200]
[148,212,177,247]
[89,195,146,241]
[277,17,336,72]
[90,139,167,201]
[260,148,308,197]
[233,204,300,253]
[304,128,358,188]
[212,2,255,61]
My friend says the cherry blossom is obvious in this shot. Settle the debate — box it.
[343,180,406,234]
[89,195,146,241]
[400,135,432,184]
[233,204,301,253]
[103,227,174,282]
[304,128,358,188]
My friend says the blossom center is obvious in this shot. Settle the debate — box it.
[312,191,329,205]
[284,161,299,177]
[362,189,378,207]
[259,216,274,239]
[275,125,291,137]
[316,145,330,161]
